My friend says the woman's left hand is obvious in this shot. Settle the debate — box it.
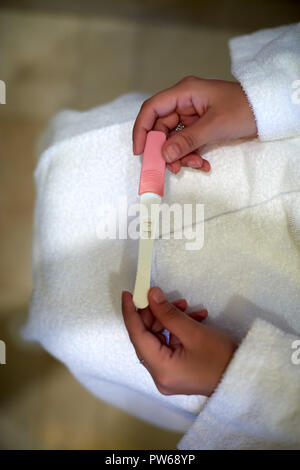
[122,286,237,397]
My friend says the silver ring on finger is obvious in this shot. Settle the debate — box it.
[175,122,185,132]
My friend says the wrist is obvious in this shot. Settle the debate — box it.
[238,83,258,138]
[207,339,238,397]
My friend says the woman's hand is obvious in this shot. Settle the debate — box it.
[122,286,237,397]
[133,76,257,174]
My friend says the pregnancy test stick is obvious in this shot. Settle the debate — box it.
[133,131,166,309]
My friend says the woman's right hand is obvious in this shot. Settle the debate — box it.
[133,76,257,173]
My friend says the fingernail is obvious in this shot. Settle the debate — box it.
[202,160,211,172]
[151,286,165,304]
[163,144,180,163]
[187,160,203,168]
[133,143,140,155]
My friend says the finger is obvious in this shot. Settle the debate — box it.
[172,299,188,311]
[132,80,201,155]
[153,112,179,134]
[163,112,198,140]
[188,309,208,322]
[162,109,217,163]
[166,160,181,174]
[180,153,211,172]
[148,287,200,345]
[151,298,188,333]
[179,114,199,127]
[168,310,208,347]
[122,291,171,365]
[200,160,211,172]
[133,88,179,155]
[138,305,155,330]
[166,163,175,173]
[180,153,204,169]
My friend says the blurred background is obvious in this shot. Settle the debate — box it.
[0,0,299,450]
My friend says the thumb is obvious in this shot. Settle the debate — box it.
[162,110,216,163]
[148,287,199,345]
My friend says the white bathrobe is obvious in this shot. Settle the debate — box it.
[24,23,300,449]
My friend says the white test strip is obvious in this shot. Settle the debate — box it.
[133,193,161,309]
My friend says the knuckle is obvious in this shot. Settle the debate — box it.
[140,98,150,110]
[181,75,197,83]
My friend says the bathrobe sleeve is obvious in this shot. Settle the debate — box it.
[177,24,300,450]
[229,22,300,141]
[177,318,300,450]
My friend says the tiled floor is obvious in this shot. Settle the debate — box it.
[0,2,299,450]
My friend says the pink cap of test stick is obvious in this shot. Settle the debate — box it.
[138,131,166,197]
